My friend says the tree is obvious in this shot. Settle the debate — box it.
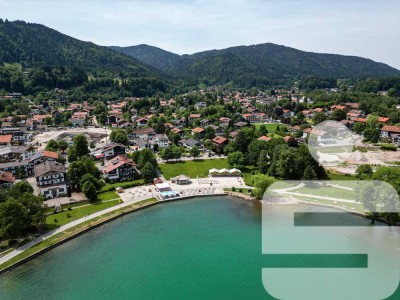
[45,139,59,152]
[251,174,275,199]
[82,181,97,202]
[154,120,165,134]
[67,147,78,162]
[68,157,100,190]
[366,115,379,129]
[228,151,245,168]
[258,125,268,137]
[303,165,317,180]
[57,140,68,153]
[137,149,157,169]
[110,129,128,144]
[0,198,26,239]
[9,181,34,197]
[98,112,108,126]
[363,128,380,143]
[356,164,373,179]
[204,126,216,140]
[331,109,347,121]
[189,146,201,159]
[257,150,269,174]
[73,134,89,157]
[53,113,63,125]
[80,174,103,190]
[353,122,365,134]
[234,128,255,154]
[247,140,268,166]
[312,112,327,125]
[141,162,156,184]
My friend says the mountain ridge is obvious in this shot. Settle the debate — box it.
[111,43,400,87]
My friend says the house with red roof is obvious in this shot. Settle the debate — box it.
[0,135,12,146]
[258,136,272,142]
[212,136,228,145]
[381,125,400,145]
[0,170,15,186]
[103,155,139,182]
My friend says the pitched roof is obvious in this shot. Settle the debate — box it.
[34,161,66,177]
[192,127,205,133]
[43,150,59,159]
[381,125,400,133]
[189,114,201,118]
[0,170,15,183]
[258,136,272,142]
[0,135,12,143]
[103,156,137,174]
[212,136,228,144]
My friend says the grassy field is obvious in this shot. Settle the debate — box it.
[98,191,120,201]
[46,200,121,228]
[254,123,288,133]
[100,179,144,192]
[159,158,230,179]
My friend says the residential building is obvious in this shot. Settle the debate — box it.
[0,170,15,186]
[92,143,126,160]
[103,155,139,182]
[34,161,69,199]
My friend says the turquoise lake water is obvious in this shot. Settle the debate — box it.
[0,196,399,299]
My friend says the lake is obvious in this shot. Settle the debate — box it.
[0,196,399,299]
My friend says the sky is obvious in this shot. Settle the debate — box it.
[1,0,400,69]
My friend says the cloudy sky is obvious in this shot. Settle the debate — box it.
[1,0,399,68]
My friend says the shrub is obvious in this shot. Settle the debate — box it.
[66,213,71,218]
[232,187,236,192]
[68,207,72,211]
[54,218,58,223]
[238,188,242,193]
[380,144,397,151]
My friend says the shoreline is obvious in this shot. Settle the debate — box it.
[1,191,396,275]
[0,193,226,275]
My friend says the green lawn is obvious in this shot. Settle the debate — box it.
[159,158,230,179]
[100,179,144,192]
[241,166,258,186]
[254,123,288,133]
[46,200,121,228]
[98,191,120,201]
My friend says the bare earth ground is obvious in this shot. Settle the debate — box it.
[31,127,111,150]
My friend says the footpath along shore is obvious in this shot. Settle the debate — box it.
[0,191,230,274]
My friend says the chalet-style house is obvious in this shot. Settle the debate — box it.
[0,127,30,143]
[0,135,12,146]
[129,128,155,140]
[91,143,126,160]
[30,150,59,166]
[0,146,35,162]
[0,170,15,186]
[212,136,228,145]
[34,161,69,199]
[381,125,400,145]
[69,111,89,127]
[103,156,139,182]
[191,127,205,138]
[179,138,202,149]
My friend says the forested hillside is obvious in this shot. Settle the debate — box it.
[114,43,400,87]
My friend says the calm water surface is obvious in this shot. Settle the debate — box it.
[0,196,399,299]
